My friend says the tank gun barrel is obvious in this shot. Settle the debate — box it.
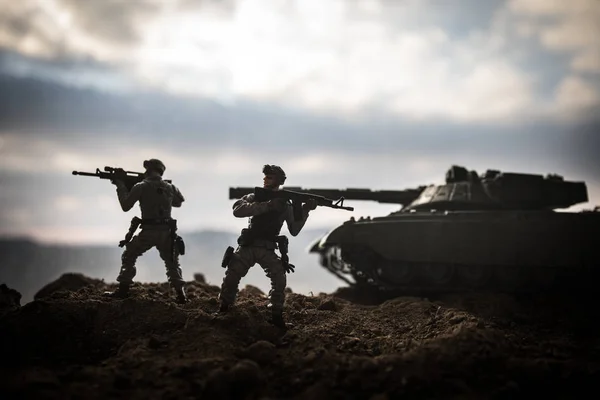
[229,186,426,205]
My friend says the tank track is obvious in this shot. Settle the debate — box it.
[319,245,593,295]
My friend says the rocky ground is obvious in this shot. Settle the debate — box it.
[1,272,599,399]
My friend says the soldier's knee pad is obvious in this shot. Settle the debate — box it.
[118,266,136,280]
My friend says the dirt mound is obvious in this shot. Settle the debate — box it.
[34,273,105,300]
[1,273,599,399]
[0,283,21,314]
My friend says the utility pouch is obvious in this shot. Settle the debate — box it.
[176,236,185,255]
[119,216,142,247]
[221,246,235,268]
[237,228,255,246]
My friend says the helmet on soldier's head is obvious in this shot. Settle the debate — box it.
[143,159,166,175]
[263,164,286,185]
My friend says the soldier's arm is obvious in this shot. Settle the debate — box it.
[285,204,310,237]
[116,181,143,212]
[232,194,274,218]
[171,184,185,208]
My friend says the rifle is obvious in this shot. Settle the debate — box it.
[253,186,354,220]
[72,166,172,191]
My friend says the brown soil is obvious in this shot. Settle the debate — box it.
[1,273,599,399]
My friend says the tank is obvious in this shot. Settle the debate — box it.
[230,165,600,293]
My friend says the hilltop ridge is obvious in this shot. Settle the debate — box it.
[1,272,599,399]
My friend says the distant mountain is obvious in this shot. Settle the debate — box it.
[0,228,346,304]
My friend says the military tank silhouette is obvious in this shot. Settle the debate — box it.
[229,165,599,293]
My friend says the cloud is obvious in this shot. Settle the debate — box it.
[56,0,160,45]
[508,0,600,73]
[0,71,583,155]
[2,0,597,123]
[553,75,600,119]
[0,0,164,60]
[131,1,542,122]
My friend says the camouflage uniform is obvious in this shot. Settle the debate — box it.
[219,190,312,324]
[108,159,187,302]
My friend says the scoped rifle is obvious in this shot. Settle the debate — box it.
[253,186,354,220]
[72,166,172,191]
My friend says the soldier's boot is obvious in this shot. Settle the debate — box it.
[270,310,287,330]
[103,283,130,299]
[214,302,229,315]
[174,286,188,304]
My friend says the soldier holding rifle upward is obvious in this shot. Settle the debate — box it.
[72,159,188,304]
[108,159,188,303]
[217,164,318,329]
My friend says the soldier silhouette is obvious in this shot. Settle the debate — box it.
[217,164,317,328]
[104,159,188,304]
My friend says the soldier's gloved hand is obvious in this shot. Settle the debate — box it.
[284,263,295,274]
[302,198,318,211]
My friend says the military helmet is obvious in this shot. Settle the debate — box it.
[143,158,166,175]
[263,164,286,185]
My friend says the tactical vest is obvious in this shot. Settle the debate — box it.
[247,204,288,241]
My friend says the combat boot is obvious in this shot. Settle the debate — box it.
[175,286,188,304]
[271,311,287,330]
[103,283,130,299]
[218,302,229,313]
[212,302,230,317]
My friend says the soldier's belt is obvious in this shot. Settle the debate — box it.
[141,218,174,225]
[249,239,277,248]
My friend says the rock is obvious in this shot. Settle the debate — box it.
[449,315,466,325]
[317,298,338,311]
[242,340,277,366]
[228,360,264,398]
[0,283,21,313]
[148,335,168,349]
[239,285,265,297]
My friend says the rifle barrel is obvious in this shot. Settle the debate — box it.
[72,171,100,177]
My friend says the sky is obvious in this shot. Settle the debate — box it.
[0,0,599,245]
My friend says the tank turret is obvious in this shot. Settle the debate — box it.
[402,165,588,212]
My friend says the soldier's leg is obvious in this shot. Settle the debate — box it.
[107,230,154,297]
[157,230,186,301]
[258,249,287,328]
[218,246,255,310]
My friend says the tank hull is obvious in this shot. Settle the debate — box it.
[312,210,600,293]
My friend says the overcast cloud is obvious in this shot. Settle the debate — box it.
[0,0,599,246]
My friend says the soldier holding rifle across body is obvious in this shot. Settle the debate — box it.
[218,164,353,329]
[72,159,188,304]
